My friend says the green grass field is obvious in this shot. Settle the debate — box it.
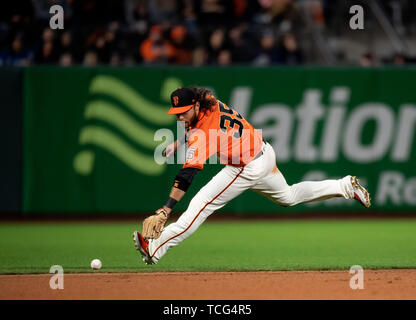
[1,219,416,274]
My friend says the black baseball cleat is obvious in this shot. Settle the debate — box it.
[132,231,157,265]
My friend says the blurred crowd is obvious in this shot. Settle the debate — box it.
[0,0,307,67]
[0,0,414,67]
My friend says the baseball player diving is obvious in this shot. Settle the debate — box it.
[133,87,371,265]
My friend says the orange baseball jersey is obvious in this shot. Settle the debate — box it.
[183,100,263,170]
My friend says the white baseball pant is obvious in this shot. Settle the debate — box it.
[148,142,355,262]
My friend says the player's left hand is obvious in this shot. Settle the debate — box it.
[142,208,170,240]
[163,141,177,158]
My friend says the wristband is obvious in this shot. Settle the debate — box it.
[165,197,178,209]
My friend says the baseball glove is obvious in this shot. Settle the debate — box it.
[142,208,170,240]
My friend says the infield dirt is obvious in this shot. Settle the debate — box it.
[1,269,415,300]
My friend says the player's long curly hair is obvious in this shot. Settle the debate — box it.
[189,87,217,111]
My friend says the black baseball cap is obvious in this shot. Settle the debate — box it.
[168,88,196,115]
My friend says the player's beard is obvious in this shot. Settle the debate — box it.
[189,108,199,128]
[182,120,192,129]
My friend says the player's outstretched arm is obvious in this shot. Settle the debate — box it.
[142,167,199,240]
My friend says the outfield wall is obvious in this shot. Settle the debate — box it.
[0,68,22,213]
[2,66,416,215]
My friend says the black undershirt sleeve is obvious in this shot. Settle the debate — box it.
[173,167,199,192]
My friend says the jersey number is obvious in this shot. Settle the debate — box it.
[218,101,244,138]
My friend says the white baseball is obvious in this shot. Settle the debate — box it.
[90,259,102,270]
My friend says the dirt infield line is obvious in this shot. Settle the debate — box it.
[1,270,415,300]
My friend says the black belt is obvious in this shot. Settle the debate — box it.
[253,150,263,160]
[253,140,266,160]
